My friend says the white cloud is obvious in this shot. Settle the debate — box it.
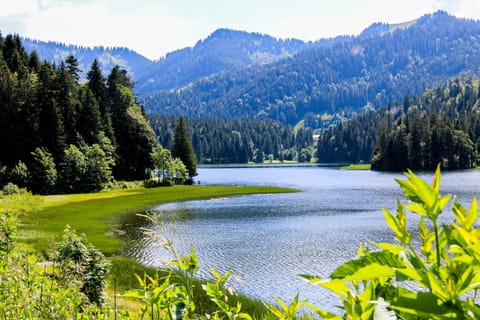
[8,0,198,59]
[1,0,479,60]
[0,0,39,17]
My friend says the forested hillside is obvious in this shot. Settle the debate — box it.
[150,116,315,164]
[143,12,480,125]
[22,38,151,81]
[317,77,480,171]
[0,34,157,193]
[135,28,322,95]
[22,28,326,95]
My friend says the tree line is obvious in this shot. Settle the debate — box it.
[317,77,480,171]
[149,115,315,164]
[0,33,159,193]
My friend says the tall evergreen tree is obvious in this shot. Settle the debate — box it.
[106,66,156,180]
[172,117,197,179]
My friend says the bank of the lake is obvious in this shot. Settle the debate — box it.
[338,163,371,170]
[19,185,297,256]
[5,185,295,319]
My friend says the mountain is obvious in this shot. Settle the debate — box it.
[22,29,336,94]
[21,38,152,80]
[134,29,349,95]
[142,11,480,125]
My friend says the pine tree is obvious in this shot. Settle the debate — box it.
[172,117,197,179]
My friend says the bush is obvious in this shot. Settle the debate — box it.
[55,225,110,306]
[1,183,20,195]
[0,196,113,318]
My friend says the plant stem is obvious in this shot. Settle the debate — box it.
[433,220,441,267]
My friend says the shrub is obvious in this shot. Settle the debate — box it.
[55,225,110,306]
[0,195,113,318]
[1,182,20,195]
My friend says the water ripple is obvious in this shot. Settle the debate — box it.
[122,167,480,312]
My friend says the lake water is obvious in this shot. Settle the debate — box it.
[126,165,480,310]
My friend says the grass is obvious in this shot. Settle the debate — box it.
[338,163,371,170]
[19,185,297,256]
[13,184,297,318]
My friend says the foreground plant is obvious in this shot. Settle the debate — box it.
[301,165,480,319]
[0,192,115,319]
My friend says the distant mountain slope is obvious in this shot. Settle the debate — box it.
[134,28,320,94]
[22,38,152,79]
[143,11,480,124]
[22,28,339,94]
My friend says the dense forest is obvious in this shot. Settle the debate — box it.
[150,116,315,164]
[143,12,480,125]
[317,77,480,171]
[0,34,157,193]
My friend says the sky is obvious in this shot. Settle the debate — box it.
[0,0,479,60]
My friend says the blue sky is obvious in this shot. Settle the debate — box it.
[0,0,478,60]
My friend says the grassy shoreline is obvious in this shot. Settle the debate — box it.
[15,185,296,317]
[20,185,298,256]
[338,163,371,170]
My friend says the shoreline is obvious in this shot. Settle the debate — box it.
[19,184,298,256]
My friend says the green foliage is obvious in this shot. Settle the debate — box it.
[318,77,480,170]
[172,117,197,178]
[149,144,188,186]
[0,34,157,193]
[9,160,30,188]
[55,225,110,306]
[59,143,114,193]
[30,147,57,194]
[1,182,20,195]
[0,193,114,319]
[301,166,480,319]
[0,209,16,258]
[151,115,314,164]
[264,293,306,320]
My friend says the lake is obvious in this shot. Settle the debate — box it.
[126,165,480,310]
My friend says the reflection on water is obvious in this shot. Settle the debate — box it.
[123,166,480,310]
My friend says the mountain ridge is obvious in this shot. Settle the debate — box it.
[142,11,480,124]
[18,11,480,127]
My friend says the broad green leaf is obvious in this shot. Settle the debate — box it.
[395,266,424,283]
[467,197,478,230]
[431,164,441,193]
[426,272,450,301]
[382,207,404,239]
[436,194,451,214]
[391,291,460,320]
[397,170,437,209]
[121,289,146,299]
[373,242,406,254]
[330,251,403,280]
[305,303,343,319]
[298,275,350,298]
[405,202,428,217]
[357,242,365,257]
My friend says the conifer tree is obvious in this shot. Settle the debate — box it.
[172,117,197,179]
